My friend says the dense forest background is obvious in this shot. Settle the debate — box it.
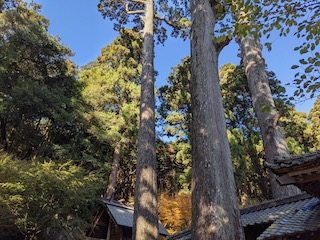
[0,1,319,239]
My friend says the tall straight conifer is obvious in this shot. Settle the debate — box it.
[98,0,158,238]
[98,0,190,238]
[132,0,158,238]
[238,34,301,198]
[190,0,243,239]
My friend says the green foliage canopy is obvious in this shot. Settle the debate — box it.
[158,57,316,203]
[0,4,81,159]
[79,28,142,200]
[236,0,320,98]
[0,151,104,239]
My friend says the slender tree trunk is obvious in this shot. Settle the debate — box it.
[132,0,158,239]
[0,117,8,151]
[238,34,301,199]
[248,139,270,199]
[104,142,121,199]
[190,1,244,239]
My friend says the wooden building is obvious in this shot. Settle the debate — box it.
[87,199,169,240]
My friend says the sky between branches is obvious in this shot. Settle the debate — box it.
[28,0,315,113]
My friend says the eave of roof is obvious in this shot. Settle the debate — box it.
[266,151,320,173]
[101,199,169,236]
[265,151,320,197]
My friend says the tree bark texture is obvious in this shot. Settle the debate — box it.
[104,142,121,199]
[132,0,158,239]
[190,1,244,239]
[238,35,301,199]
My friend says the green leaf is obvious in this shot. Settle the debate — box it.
[300,47,308,54]
[299,59,307,64]
[265,42,272,51]
[278,86,285,93]
[305,66,313,73]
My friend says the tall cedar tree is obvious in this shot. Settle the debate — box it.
[98,1,158,238]
[133,2,158,238]
[190,0,243,239]
[98,0,190,237]
[231,0,302,198]
[238,34,301,199]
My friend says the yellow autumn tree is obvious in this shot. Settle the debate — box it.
[158,193,191,235]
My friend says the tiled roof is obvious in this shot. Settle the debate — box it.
[168,193,320,240]
[240,193,315,227]
[266,151,320,173]
[101,199,169,236]
[257,198,320,239]
[168,229,191,240]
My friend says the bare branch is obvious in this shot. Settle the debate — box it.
[127,10,145,15]
[125,3,145,15]
[154,13,179,29]
[131,0,146,5]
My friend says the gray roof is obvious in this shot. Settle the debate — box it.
[265,151,320,173]
[273,150,320,169]
[168,193,320,240]
[168,229,191,240]
[101,199,169,236]
[240,194,317,227]
[257,198,320,239]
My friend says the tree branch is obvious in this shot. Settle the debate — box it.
[127,9,145,15]
[215,38,232,56]
[154,13,179,29]
[125,3,145,15]
[131,0,146,4]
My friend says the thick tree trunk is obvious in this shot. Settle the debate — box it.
[104,142,121,199]
[190,1,244,239]
[238,35,301,199]
[132,0,158,239]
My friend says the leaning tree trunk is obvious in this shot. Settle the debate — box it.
[190,1,244,239]
[238,34,301,199]
[132,0,158,239]
[104,142,121,199]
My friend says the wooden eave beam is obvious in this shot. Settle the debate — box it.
[277,165,320,185]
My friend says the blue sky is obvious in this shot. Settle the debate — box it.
[30,0,315,113]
